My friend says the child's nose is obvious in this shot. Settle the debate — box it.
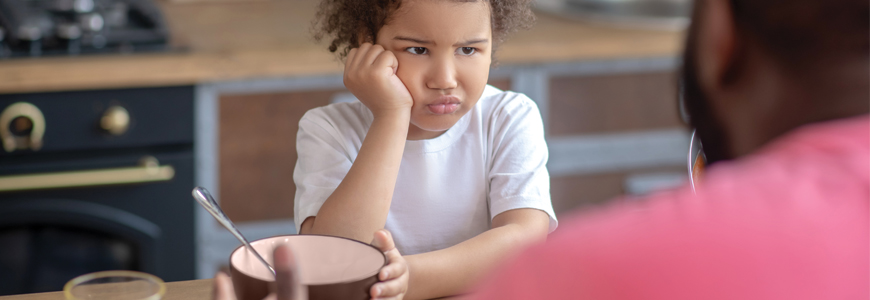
[426,58,458,91]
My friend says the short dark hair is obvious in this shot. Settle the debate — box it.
[311,0,535,60]
[729,0,869,68]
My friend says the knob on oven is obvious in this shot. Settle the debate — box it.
[0,102,46,152]
[101,106,130,135]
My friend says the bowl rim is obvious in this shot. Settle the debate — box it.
[229,234,387,285]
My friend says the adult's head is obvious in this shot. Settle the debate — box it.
[681,0,869,163]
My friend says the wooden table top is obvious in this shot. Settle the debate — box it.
[0,0,684,94]
[0,278,469,300]
[0,279,214,300]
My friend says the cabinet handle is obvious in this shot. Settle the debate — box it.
[0,156,174,192]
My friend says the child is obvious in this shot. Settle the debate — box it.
[295,0,557,298]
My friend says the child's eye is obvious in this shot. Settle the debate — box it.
[457,47,477,56]
[405,47,428,55]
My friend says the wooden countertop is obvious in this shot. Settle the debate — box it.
[0,0,684,94]
[0,279,214,300]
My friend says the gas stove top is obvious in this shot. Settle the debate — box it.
[0,0,169,58]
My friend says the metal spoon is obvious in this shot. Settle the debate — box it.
[192,186,276,277]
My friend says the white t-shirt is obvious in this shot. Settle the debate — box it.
[293,85,557,255]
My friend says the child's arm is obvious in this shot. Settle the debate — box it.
[404,208,550,299]
[300,43,413,242]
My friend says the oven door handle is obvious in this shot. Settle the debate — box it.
[0,156,175,192]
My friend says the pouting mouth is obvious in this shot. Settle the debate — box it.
[426,102,460,114]
[427,95,461,105]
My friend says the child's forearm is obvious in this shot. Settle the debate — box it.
[403,209,551,300]
[308,111,410,242]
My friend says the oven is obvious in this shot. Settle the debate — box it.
[0,86,195,295]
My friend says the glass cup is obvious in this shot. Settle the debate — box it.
[64,270,166,300]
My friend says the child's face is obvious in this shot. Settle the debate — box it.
[376,0,493,140]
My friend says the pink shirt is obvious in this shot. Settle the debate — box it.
[471,115,869,300]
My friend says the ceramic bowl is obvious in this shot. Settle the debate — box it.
[229,234,386,300]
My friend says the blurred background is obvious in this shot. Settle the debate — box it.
[0,0,690,295]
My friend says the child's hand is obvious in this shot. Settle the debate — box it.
[370,229,409,300]
[344,43,413,118]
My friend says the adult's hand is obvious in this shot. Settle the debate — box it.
[213,271,235,300]
[212,245,302,300]
[370,229,410,300]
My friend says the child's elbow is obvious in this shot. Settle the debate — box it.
[494,209,550,244]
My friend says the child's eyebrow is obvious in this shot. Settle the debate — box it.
[393,36,490,47]
[454,39,489,47]
[394,36,432,45]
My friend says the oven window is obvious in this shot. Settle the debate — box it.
[0,226,139,295]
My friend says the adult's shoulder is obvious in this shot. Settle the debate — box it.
[474,169,869,299]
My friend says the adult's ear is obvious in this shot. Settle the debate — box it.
[695,0,738,92]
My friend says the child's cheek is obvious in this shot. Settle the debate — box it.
[394,57,422,101]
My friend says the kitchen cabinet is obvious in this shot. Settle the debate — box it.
[548,72,682,136]
[547,71,688,213]
[219,90,338,223]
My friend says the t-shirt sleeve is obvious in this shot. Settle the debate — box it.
[488,94,558,232]
[293,109,355,233]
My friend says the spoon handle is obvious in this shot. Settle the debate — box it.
[192,187,276,277]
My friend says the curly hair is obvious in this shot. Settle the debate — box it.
[311,0,535,61]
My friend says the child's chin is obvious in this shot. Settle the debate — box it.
[412,118,459,132]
